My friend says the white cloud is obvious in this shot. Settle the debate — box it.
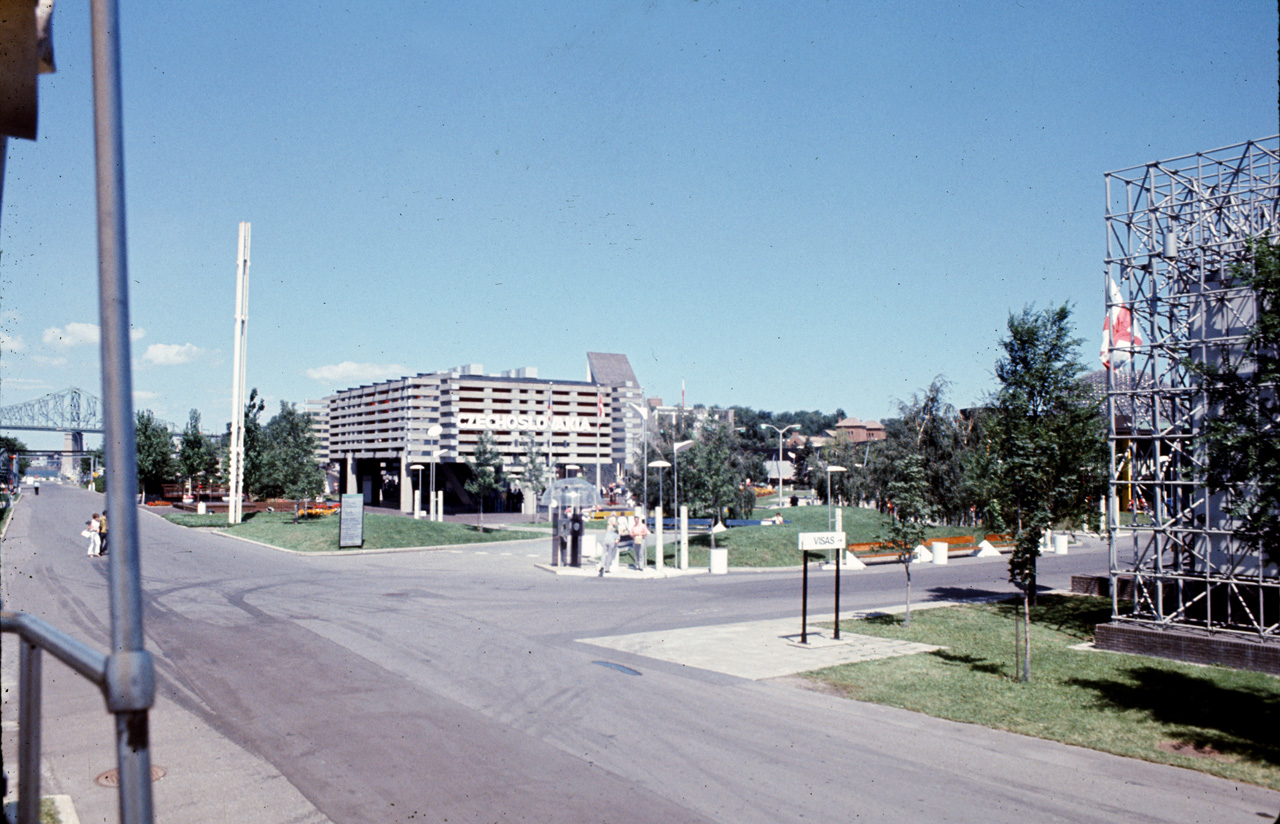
[1,378,48,392]
[134,390,160,402]
[0,332,25,353]
[32,355,67,366]
[43,322,98,348]
[306,361,407,384]
[42,323,145,348]
[142,343,203,366]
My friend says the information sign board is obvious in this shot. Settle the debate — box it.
[798,531,846,551]
[339,493,364,548]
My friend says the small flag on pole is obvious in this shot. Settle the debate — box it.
[597,393,604,419]
[1100,277,1142,368]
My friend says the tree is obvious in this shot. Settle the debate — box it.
[465,431,505,530]
[989,303,1107,681]
[514,435,551,519]
[0,435,32,478]
[1190,238,1280,566]
[884,453,930,627]
[178,409,219,494]
[135,410,177,499]
[223,388,267,500]
[258,401,324,519]
[681,420,752,546]
[898,378,966,524]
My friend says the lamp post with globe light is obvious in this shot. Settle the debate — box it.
[761,423,799,509]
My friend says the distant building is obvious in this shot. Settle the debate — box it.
[831,417,886,444]
[320,353,645,513]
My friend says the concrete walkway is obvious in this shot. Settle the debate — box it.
[579,602,948,680]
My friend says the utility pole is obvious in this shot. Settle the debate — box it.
[228,222,250,524]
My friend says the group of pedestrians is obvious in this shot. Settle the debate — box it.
[597,512,650,576]
[83,512,108,557]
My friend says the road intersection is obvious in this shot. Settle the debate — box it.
[4,485,1277,823]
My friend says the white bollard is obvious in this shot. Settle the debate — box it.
[709,547,728,574]
[1053,534,1069,555]
[931,540,949,565]
[912,544,933,563]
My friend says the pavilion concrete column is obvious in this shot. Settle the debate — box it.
[345,455,356,495]
[399,458,412,514]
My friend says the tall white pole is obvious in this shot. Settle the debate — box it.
[228,222,250,525]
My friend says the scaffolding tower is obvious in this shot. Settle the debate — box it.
[1104,135,1279,640]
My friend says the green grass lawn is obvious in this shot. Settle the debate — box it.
[670,505,981,568]
[158,510,541,552]
[802,595,1280,790]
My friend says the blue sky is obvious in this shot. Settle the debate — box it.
[2,1,1276,450]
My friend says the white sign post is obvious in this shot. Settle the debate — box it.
[797,532,846,644]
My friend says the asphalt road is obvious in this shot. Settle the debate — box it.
[3,485,1277,823]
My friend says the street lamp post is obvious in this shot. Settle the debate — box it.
[648,459,671,512]
[826,465,847,532]
[761,423,800,509]
[410,464,425,518]
[425,424,443,521]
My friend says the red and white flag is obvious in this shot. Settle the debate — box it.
[597,393,604,419]
[1100,277,1141,368]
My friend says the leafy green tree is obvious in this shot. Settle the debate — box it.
[681,420,751,545]
[135,410,177,499]
[223,388,267,499]
[178,409,220,494]
[0,435,32,478]
[989,303,1107,681]
[884,453,931,627]
[515,435,551,519]
[898,378,966,524]
[465,431,505,530]
[1190,238,1280,566]
[257,401,324,519]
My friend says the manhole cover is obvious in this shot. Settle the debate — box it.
[94,765,167,788]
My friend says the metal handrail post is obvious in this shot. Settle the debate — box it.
[90,1,155,822]
[18,639,42,824]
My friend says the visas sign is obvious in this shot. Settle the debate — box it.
[457,413,594,433]
[798,531,846,551]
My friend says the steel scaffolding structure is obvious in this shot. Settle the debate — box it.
[1104,135,1279,640]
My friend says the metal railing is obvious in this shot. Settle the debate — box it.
[1,612,109,824]
[2,1,156,821]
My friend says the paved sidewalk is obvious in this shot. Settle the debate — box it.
[579,603,948,680]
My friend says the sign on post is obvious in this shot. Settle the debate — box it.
[339,493,364,548]
[798,531,846,552]
[797,532,847,644]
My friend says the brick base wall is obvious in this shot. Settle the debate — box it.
[1093,622,1280,675]
[1070,574,1134,600]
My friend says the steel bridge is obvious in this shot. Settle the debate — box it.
[0,387,104,434]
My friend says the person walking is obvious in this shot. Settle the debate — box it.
[598,514,620,576]
[631,515,650,570]
[97,511,109,556]
[85,514,101,557]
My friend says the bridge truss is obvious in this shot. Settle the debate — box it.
[0,387,104,433]
[1104,135,1279,639]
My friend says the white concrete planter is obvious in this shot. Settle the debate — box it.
[709,547,728,575]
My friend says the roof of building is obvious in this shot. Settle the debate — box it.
[587,352,638,387]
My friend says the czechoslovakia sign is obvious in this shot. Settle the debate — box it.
[798,531,846,551]
[457,413,593,432]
